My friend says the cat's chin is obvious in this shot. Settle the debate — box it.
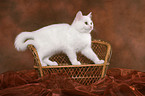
[80,30,92,34]
[82,28,93,33]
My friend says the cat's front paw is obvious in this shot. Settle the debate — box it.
[72,61,81,65]
[95,60,104,64]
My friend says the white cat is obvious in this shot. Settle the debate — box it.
[14,11,104,66]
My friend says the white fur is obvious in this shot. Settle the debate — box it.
[14,11,104,66]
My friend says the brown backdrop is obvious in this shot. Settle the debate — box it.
[0,0,145,73]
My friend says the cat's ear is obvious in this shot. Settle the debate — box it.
[87,12,92,18]
[75,11,83,20]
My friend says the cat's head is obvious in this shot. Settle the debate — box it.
[71,11,93,33]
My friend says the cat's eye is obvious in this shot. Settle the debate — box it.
[85,22,88,25]
[90,22,92,25]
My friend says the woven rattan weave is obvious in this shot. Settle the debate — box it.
[28,40,111,85]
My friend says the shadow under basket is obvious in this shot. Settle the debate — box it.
[28,40,112,85]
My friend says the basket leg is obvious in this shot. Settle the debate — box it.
[101,63,107,78]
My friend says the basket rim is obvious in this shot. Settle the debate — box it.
[34,63,110,68]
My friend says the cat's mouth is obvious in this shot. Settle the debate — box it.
[80,28,92,33]
[85,27,93,31]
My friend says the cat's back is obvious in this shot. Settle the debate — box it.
[36,23,70,33]
[33,23,71,42]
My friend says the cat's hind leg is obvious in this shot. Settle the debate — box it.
[43,57,58,66]
[37,52,47,66]
[37,50,58,66]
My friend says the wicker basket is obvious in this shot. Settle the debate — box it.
[28,40,112,85]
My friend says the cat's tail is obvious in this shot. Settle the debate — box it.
[14,32,37,51]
